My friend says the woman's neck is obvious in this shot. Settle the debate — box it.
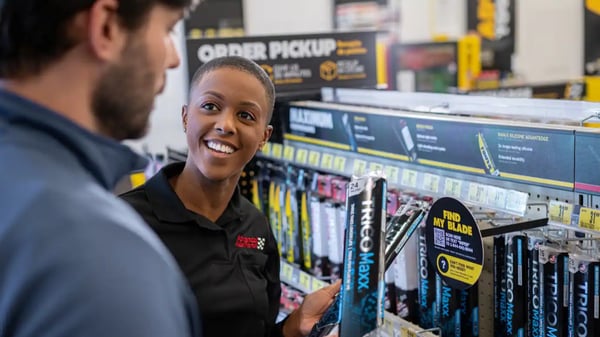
[170,162,238,223]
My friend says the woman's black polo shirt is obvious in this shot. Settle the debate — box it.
[120,162,283,337]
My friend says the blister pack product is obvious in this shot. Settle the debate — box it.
[437,275,461,337]
[539,244,570,337]
[284,167,301,265]
[268,180,284,256]
[505,234,528,337]
[338,173,387,337]
[384,201,426,270]
[309,194,330,277]
[325,201,343,281]
[494,235,507,337]
[527,234,544,337]
[459,283,479,337]
[418,227,438,329]
[298,170,313,272]
[568,253,600,337]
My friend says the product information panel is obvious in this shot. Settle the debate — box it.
[425,197,483,290]
[186,31,378,93]
[286,104,575,190]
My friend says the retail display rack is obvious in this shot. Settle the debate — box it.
[260,89,600,337]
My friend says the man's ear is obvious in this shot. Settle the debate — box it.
[87,0,127,62]
[182,105,188,132]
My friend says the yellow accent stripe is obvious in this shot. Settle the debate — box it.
[499,172,574,188]
[417,159,486,174]
[357,147,410,161]
[284,133,351,150]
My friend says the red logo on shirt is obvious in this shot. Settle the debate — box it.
[235,235,266,250]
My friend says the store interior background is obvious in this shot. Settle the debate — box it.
[125,0,583,155]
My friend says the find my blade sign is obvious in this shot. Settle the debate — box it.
[185,31,378,92]
[425,197,483,290]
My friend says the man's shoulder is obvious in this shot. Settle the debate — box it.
[2,177,168,260]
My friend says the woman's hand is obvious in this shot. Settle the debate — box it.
[282,279,342,337]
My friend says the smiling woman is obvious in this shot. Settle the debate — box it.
[120,56,341,337]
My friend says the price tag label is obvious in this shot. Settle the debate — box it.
[369,162,383,173]
[281,262,294,282]
[401,169,418,188]
[262,142,272,156]
[320,153,334,170]
[444,178,462,198]
[423,173,440,193]
[467,183,487,204]
[298,272,311,292]
[549,201,574,225]
[353,159,367,175]
[578,207,600,230]
[333,156,347,172]
[384,166,400,184]
[283,145,295,162]
[308,151,321,167]
[311,278,327,292]
[271,143,283,159]
[486,187,507,209]
[505,190,529,215]
[295,149,308,165]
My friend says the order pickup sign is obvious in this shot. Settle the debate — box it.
[425,197,483,290]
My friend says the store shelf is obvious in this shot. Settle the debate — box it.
[262,141,530,216]
[280,260,329,294]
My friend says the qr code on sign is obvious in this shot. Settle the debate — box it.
[433,228,445,247]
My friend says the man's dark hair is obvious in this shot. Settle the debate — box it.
[0,0,197,78]
[190,56,276,123]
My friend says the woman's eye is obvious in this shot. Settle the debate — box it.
[202,103,218,111]
[239,111,256,121]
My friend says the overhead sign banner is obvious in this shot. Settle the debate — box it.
[285,105,575,190]
[425,197,483,290]
[186,31,378,93]
[467,0,515,71]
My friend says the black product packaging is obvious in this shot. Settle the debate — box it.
[339,173,386,337]
[568,254,600,337]
[460,283,479,337]
[393,234,419,323]
[505,234,528,337]
[418,226,438,329]
[436,275,461,337]
[539,245,570,337]
[494,235,507,337]
[527,234,544,337]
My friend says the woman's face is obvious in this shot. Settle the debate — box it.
[183,67,272,182]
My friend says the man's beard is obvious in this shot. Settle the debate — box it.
[92,39,158,141]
